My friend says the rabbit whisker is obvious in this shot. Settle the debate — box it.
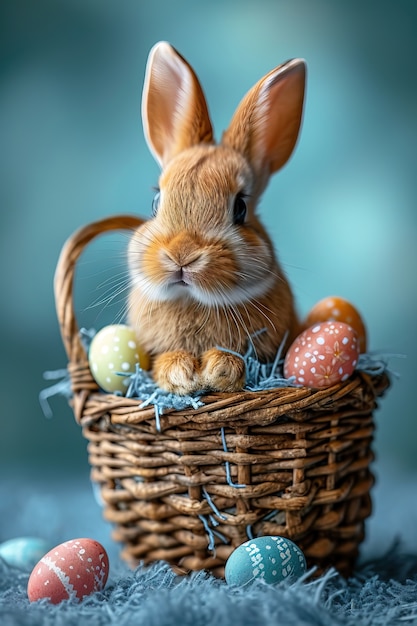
[86,273,132,311]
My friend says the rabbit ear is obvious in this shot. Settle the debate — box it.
[142,42,214,168]
[222,59,306,192]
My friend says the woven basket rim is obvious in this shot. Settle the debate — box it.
[72,368,389,429]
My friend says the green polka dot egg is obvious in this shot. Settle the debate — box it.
[225,536,307,586]
[88,324,150,394]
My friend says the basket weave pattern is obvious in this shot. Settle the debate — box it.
[55,216,390,577]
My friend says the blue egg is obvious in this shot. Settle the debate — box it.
[0,537,51,571]
[225,535,307,586]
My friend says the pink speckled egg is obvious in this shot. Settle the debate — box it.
[284,322,360,389]
[27,538,109,604]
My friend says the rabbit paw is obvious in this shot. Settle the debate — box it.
[153,350,201,395]
[200,348,246,392]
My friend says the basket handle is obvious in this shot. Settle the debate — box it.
[54,214,145,364]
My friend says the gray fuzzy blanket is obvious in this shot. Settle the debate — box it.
[1,467,416,626]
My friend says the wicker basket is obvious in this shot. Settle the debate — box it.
[54,215,390,578]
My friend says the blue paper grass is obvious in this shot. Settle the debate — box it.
[39,369,72,419]
[40,327,397,422]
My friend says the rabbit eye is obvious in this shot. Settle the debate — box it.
[233,193,247,225]
[152,190,161,216]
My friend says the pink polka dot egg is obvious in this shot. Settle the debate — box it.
[284,321,360,389]
[88,324,150,394]
[27,538,109,604]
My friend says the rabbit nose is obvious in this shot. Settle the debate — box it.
[166,257,201,278]
[172,267,192,285]
[161,246,203,270]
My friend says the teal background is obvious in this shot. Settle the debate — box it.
[0,0,416,479]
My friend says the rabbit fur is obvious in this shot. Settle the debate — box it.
[127,42,306,395]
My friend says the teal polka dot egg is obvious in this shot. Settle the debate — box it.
[88,324,150,394]
[225,536,307,586]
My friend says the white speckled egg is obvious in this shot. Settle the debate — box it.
[88,324,150,394]
[284,321,360,389]
[27,538,109,604]
[225,536,306,586]
[0,537,52,571]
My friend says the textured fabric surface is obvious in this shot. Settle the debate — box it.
[1,465,416,626]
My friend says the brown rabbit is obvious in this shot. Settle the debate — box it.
[127,42,306,395]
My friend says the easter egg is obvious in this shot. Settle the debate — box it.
[284,321,360,389]
[225,536,306,586]
[88,324,150,394]
[27,538,109,604]
[0,537,52,571]
[305,296,367,353]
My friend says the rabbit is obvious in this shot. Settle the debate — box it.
[127,41,306,395]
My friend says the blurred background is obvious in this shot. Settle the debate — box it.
[0,0,416,484]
